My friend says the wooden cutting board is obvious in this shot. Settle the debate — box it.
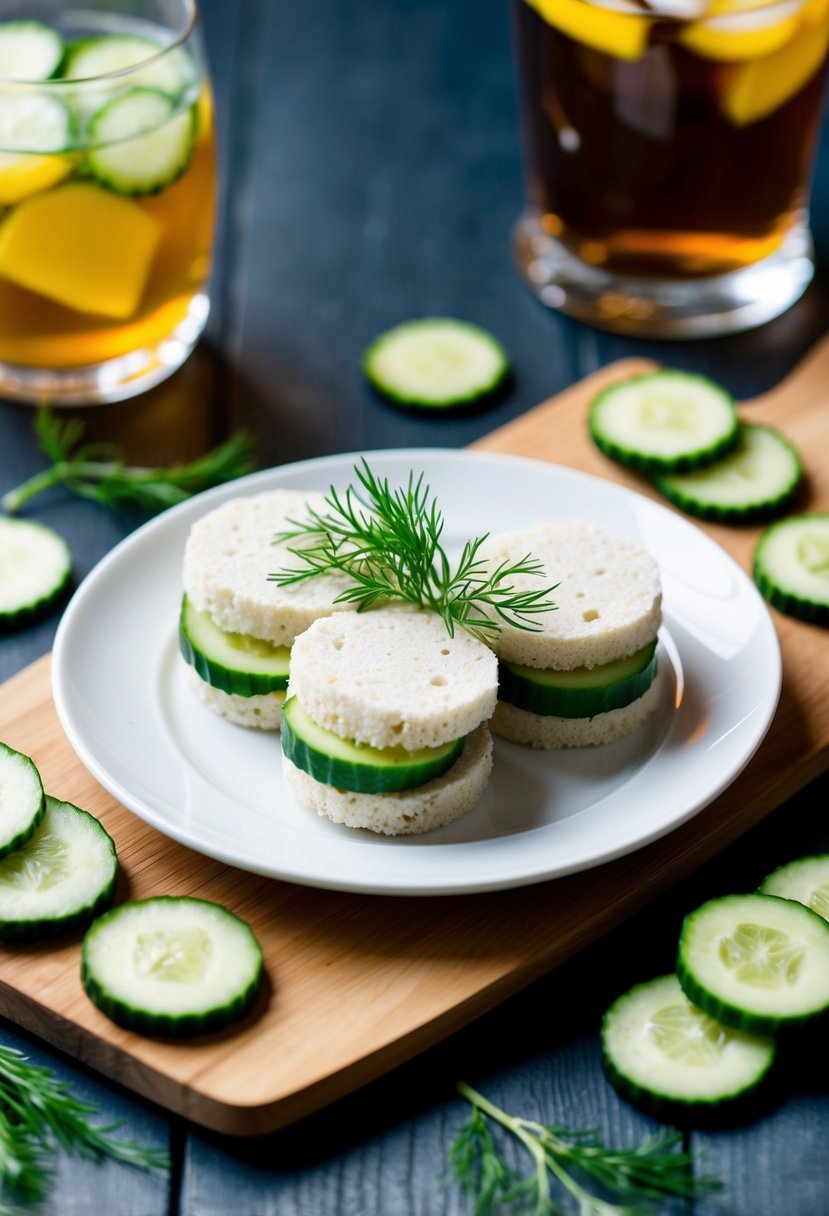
[2,339,829,1137]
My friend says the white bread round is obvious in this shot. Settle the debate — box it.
[287,606,498,751]
[491,669,663,748]
[283,723,493,835]
[480,522,661,670]
[186,668,285,730]
[182,490,354,646]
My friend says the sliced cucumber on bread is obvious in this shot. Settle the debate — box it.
[82,896,264,1037]
[0,21,64,81]
[589,370,739,473]
[754,514,829,626]
[677,893,829,1035]
[0,796,117,942]
[602,973,775,1115]
[282,696,466,794]
[0,741,45,860]
[653,423,803,524]
[88,87,197,195]
[0,518,72,631]
[363,317,510,412]
[179,596,290,697]
[498,639,657,718]
[759,854,829,923]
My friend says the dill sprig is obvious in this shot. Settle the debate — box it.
[1,408,256,515]
[447,1083,721,1216]
[0,1044,168,1211]
[269,458,557,641]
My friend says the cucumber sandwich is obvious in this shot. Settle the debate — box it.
[281,606,498,835]
[180,490,355,729]
[481,523,663,748]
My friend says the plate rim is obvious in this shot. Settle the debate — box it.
[51,446,782,895]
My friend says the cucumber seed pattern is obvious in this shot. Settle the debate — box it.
[719,924,805,987]
[135,929,213,984]
[0,830,69,892]
[648,1003,731,1065]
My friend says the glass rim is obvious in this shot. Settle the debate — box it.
[0,0,198,87]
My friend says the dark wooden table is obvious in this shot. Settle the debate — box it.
[2,1,829,1212]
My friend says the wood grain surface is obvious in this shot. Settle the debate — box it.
[1,341,828,1138]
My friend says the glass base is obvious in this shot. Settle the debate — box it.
[512,211,815,340]
[0,293,211,407]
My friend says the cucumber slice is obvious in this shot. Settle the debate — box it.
[498,639,657,718]
[0,518,72,631]
[0,796,117,942]
[677,893,829,1035]
[61,34,193,96]
[653,424,803,524]
[0,21,64,81]
[82,896,264,1038]
[362,317,510,412]
[88,88,196,195]
[0,92,74,154]
[759,854,829,923]
[602,974,775,1115]
[179,596,291,697]
[589,371,739,473]
[282,697,466,794]
[0,741,45,861]
[754,514,829,626]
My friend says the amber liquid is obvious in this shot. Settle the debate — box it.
[0,94,216,369]
[513,0,829,278]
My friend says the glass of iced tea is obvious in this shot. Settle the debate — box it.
[0,0,215,404]
[512,0,829,337]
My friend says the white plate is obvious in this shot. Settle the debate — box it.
[52,448,781,896]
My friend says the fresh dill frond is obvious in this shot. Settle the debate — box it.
[0,1044,168,1210]
[1,408,257,515]
[446,1083,721,1216]
[269,458,557,641]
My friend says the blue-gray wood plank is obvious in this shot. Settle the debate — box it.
[1,0,829,1212]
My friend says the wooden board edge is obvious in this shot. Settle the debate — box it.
[1,745,823,1137]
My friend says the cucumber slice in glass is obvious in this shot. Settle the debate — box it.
[653,423,803,524]
[282,697,466,794]
[0,741,45,860]
[82,896,264,1038]
[498,639,657,718]
[0,796,117,942]
[0,21,64,81]
[589,370,739,473]
[88,88,197,195]
[759,854,829,923]
[602,974,775,1115]
[179,596,291,696]
[754,513,829,626]
[362,317,510,412]
[62,34,193,96]
[677,893,829,1035]
[0,92,74,154]
[0,518,72,631]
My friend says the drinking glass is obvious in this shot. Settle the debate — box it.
[0,0,215,404]
[511,0,829,337]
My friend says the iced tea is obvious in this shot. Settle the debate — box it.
[512,0,829,333]
[0,1,215,402]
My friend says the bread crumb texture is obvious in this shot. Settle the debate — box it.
[283,723,493,835]
[480,521,661,669]
[288,605,498,750]
[182,490,355,645]
[186,667,284,730]
[491,668,663,748]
